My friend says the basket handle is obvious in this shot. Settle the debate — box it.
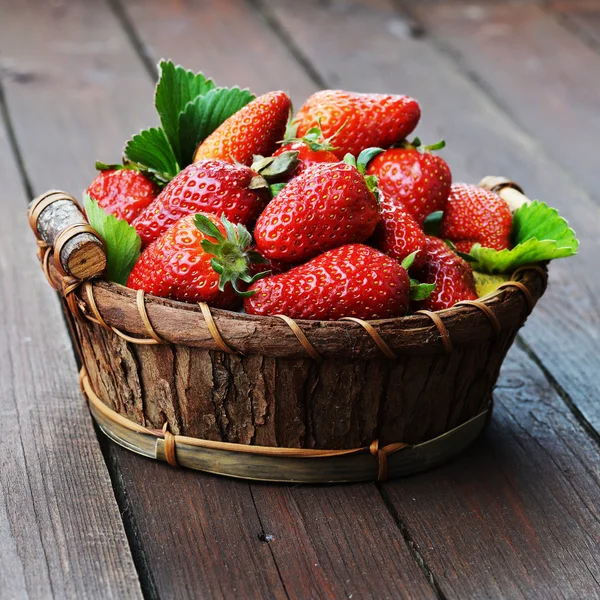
[478,176,531,213]
[28,190,107,281]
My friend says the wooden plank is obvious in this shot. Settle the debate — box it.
[260,0,600,434]
[2,0,435,596]
[108,445,435,599]
[408,2,600,198]
[383,343,600,598]
[0,82,142,600]
[260,0,600,595]
[553,1,600,48]
[115,0,316,105]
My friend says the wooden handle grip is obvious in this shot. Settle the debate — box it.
[28,190,107,280]
[478,176,532,213]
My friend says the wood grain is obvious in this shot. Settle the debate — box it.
[382,343,600,598]
[74,271,544,358]
[0,78,142,600]
[401,0,600,437]
[117,0,317,105]
[409,1,600,199]
[105,443,437,599]
[75,311,505,447]
[260,0,600,435]
[32,194,107,279]
[553,1,600,48]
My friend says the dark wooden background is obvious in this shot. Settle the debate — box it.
[1,0,600,598]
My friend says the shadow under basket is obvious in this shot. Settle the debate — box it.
[29,189,548,483]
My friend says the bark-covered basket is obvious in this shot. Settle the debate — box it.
[28,177,547,483]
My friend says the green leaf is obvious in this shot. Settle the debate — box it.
[177,86,255,165]
[410,279,435,301]
[469,200,579,273]
[269,183,286,197]
[251,151,299,181]
[423,210,443,236]
[155,60,216,165]
[83,194,141,285]
[401,251,418,271]
[194,214,225,242]
[356,147,384,173]
[123,127,179,183]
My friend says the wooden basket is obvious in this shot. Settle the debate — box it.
[28,179,548,483]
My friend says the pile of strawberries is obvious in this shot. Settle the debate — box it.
[86,86,516,321]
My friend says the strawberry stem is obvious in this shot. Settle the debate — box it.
[194,214,267,296]
[280,119,342,152]
[399,138,446,153]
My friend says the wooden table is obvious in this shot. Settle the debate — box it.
[2,0,600,597]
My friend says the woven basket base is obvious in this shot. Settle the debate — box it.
[85,371,491,483]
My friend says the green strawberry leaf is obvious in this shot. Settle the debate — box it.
[423,210,443,236]
[95,161,134,172]
[469,200,579,274]
[177,86,255,165]
[155,60,216,165]
[410,279,435,301]
[401,251,418,271]
[83,193,141,285]
[251,151,299,181]
[123,127,179,183]
[269,183,286,197]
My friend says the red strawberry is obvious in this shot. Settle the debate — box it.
[273,141,339,177]
[411,236,477,311]
[254,152,380,263]
[127,213,264,308]
[86,166,158,224]
[193,91,291,166]
[440,183,513,253]
[293,90,420,159]
[245,244,411,320]
[132,160,269,247]
[371,194,426,266]
[273,123,340,177]
[366,140,452,226]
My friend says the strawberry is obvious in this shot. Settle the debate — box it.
[273,141,339,177]
[293,90,420,159]
[371,194,427,266]
[366,139,451,227]
[86,165,158,224]
[193,91,291,166]
[132,160,270,247]
[273,123,340,177]
[127,213,265,308]
[410,236,477,311]
[254,150,381,263]
[440,183,513,253]
[244,244,411,320]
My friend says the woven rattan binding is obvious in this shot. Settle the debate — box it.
[416,310,453,354]
[79,368,411,480]
[274,314,322,360]
[73,264,544,358]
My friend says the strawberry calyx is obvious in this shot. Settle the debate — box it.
[194,214,269,297]
[250,151,300,183]
[280,119,341,153]
[343,147,384,200]
[399,137,446,153]
[95,161,138,172]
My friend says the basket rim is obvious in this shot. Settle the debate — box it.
[73,264,548,359]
